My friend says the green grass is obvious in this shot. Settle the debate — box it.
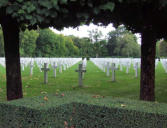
[0,61,167,103]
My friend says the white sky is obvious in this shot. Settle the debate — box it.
[50,23,141,44]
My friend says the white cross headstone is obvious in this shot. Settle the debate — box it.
[106,62,110,76]
[111,63,118,82]
[75,64,86,87]
[41,63,50,84]
[52,62,57,78]
[134,62,138,78]
[30,62,33,76]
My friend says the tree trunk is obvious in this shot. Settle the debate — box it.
[140,31,156,101]
[1,16,23,101]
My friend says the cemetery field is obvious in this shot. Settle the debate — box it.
[0,61,167,103]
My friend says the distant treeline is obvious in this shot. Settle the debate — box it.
[0,26,144,57]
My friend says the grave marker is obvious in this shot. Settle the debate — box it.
[135,62,138,78]
[111,63,118,82]
[30,62,33,76]
[41,63,50,84]
[106,62,110,76]
[75,64,86,87]
[52,62,57,78]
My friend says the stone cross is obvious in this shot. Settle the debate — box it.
[75,64,86,87]
[111,63,118,82]
[41,63,50,84]
[106,62,110,76]
[134,62,138,78]
[52,62,57,78]
[30,62,33,76]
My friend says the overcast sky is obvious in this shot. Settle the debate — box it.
[50,23,141,44]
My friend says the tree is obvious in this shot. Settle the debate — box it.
[107,26,140,57]
[64,36,79,57]
[88,28,103,57]
[89,1,167,101]
[20,29,39,57]
[118,33,140,57]
[35,29,58,57]
[0,0,112,100]
[107,26,127,56]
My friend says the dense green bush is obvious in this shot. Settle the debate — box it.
[0,92,167,128]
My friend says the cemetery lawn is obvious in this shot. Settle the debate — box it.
[0,61,167,103]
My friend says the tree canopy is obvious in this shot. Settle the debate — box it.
[90,1,167,39]
[0,0,115,30]
[1,1,167,38]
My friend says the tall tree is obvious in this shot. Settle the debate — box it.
[0,0,111,100]
[107,26,140,57]
[88,28,103,57]
[35,29,57,57]
[118,33,140,57]
[64,36,79,57]
[20,29,39,57]
[107,26,127,56]
[89,1,167,101]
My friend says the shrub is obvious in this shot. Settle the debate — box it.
[0,92,167,128]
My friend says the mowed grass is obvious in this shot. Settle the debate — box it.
[0,61,167,103]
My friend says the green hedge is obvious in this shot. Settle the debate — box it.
[0,92,167,128]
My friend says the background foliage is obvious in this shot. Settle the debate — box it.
[0,26,144,58]
[1,25,167,58]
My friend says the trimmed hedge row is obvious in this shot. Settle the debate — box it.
[0,92,167,128]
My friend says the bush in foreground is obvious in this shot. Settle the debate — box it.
[0,92,167,128]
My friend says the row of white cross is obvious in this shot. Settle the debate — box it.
[0,57,82,70]
[0,58,82,84]
[20,58,82,75]
[90,58,162,81]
